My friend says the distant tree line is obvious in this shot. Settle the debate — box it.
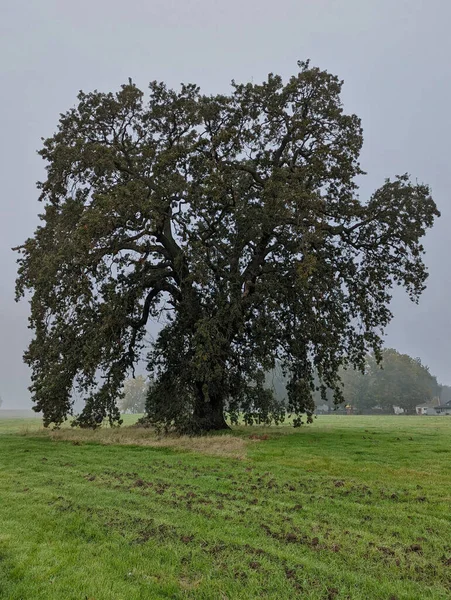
[335,349,440,414]
[265,349,442,415]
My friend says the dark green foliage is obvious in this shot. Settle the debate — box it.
[15,62,439,431]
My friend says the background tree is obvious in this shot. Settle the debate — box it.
[335,349,440,413]
[15,62,439,431]
[439,384,451,405]
[368,349,439,413]
[338,359,374,411]
[118,375,148,414]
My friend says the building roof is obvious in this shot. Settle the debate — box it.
[416,398,441,409]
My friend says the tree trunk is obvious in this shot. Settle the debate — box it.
[193,382,230,432]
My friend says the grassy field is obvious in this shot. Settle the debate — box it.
[0,415,450,599]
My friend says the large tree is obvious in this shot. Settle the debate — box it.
[15,62,439,432]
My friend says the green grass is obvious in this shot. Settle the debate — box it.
[0,416,450,599]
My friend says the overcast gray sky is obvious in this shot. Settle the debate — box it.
[1,0,450,408]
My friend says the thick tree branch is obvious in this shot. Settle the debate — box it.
[273,130,292,167]
[225,162,266,187]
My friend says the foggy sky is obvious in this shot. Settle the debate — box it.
[1,0,450,408]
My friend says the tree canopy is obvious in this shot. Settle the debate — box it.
[15,61,439,432]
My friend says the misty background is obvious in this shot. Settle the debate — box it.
[1,0,450,409]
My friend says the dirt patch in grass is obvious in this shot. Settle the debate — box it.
[47,427,249,458]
